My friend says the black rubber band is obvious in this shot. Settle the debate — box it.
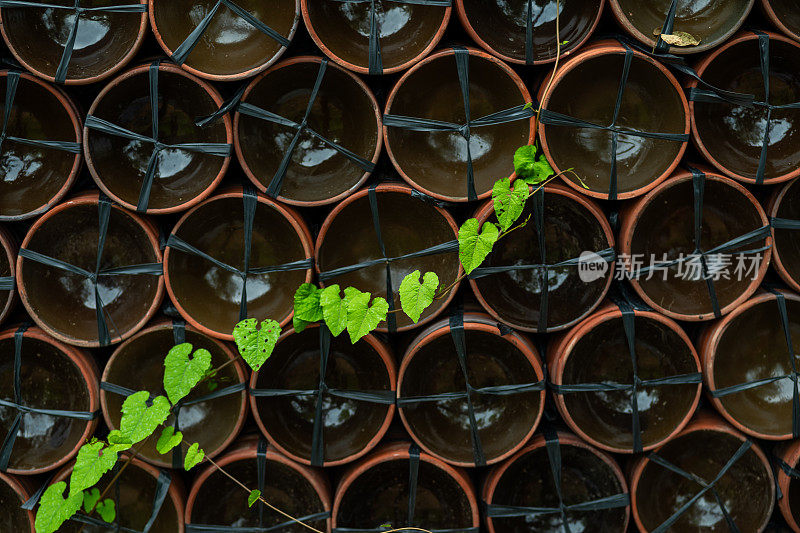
[186,511,332,532]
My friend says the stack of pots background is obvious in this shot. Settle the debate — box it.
[4,0,800,532]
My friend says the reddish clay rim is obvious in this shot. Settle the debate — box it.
[249,323,396,467]
[548,302,702,454]
[769,177,800,292]
[314,183,462,333]
[234,56,382,207]
[455,0,605,65]
[0,225,16,325]
[619,169,772,321]
[383,47,535,202]
[777,440,800,530]
[482,431,630,533]
[0,471,35,532]
[609,0,754,55]
[762,0,800,42]
[185,436,331,530]
[0,1,148,85]
[537,40,690,201]
[100,319,248,468]
[332,441,481,531]
[148,0,300,82]
[689,31,800,185]
[164,187,314,342]
[84,62,232,215]
[397,313,545,467]
[629,412,775,533]
[470,182,615,333]
[16,191,165,347]
[0,70,82,221]
[301,0,451,76]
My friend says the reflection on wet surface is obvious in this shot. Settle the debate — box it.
[290,396,356,428]
[44,11,110,50]
[340,2,412,38]
[722,107,792,147]
[202,267,272,305]
[1,153,43,183]
[495,0,563,26]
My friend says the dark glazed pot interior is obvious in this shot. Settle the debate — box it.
[386,51,531,200]
[104,324,245,466]
[560,314,699,451]
[167,194,310,337]
[542,49,686,197]
[635,429,772,532]
[693,36,800,181]
[0,335,91,472]
[86,66,229,212]
[238,58,379,204]
[151,0,297,78]
[316,188,459,330]
[629,177,767,317]
[0,73,80,220]
[0,473,33,532]
[303,0,447,72]
[766,0,800,40]
[19,201,161,345]
[459,0,602,63]
[774,179,800,289]
[253,326,393,464]
[473,189,612,331]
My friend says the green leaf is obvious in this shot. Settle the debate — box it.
[106,430,131,447]
[399,271,439,323]
[163,343,212,406]
[118,391,171,445]
[248,489,261,508]
[35,482,82,533]
[514,144,554,185]
[458,219,499,274]
[69,441,121,497]
[522,102,533,110]
[82,488,100,514]
[292,315,311,333]
[232,318,281,372]
[319,285,348,336]
[345,288,389,344]
[184,442,205,471]
[96,499,116,523]
[492,178,528,231]
[156,426,183,454]
[293,283,323,322]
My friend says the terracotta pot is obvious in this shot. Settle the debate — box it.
[315,183,461,332]
[0,71,82,221]
[470,183,614,333]
[332,442,480,532]
[301,0,450,75]
[629,412,775,533]
[250,323,395,467]
[52,453,185,533]
[770,178,800,292]
[0,471,34,532]
[763,0,800,42]
[164,187,314,341]
[84,62,232,215]
[538,40,690,200]
[235,56,381,207]
[482,431,630,533]
[0,326,99,476]
[384,47,534,202]
[548,301,701,454]
[101,319,247,468]
[690,31,800,185]
[0,226,16,327]
[776,440,800,531]
[149,0,300,82]
[609,0,753,55]
[456,0,604,65]
[397,313,545,467]
[16,191,164,347]
[0,0,148,85]
[619,168,771,321]
[185,435,331,532]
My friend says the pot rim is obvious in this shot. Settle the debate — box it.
[768,178,800,292]
[0,0,149,85]
[314,182,462,333]
[83,62,233,215]
[248,322,397,467]
[100,318,248,468]
[233,55,382,207]
[762,0,800,42]
[469,182,615,333]
[537,40,691,200]
[148,0,300,82]
[0,470,35,532]
[163,187,314,341]
[383,46,535,202]
[689,30,800,184]
[0,225,16,325]
[776,439,800,530]
[15,191,165,347]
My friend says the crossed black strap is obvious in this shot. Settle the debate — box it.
[382,46,534,201]
[85,60,232,212]
[652,0,679,53]
[0,275,12,291]
[18,194,163,345]
[0,324,99,471]
[249,324,395,467]
[166,185,313,322]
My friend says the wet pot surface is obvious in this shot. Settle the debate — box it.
[766,0,800,39]
[773,178,800,289]
[0,473,33,532]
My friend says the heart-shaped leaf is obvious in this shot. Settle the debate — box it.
[156,426,183,455]
[69,441,121,497]
[163,343,212,406]
[35,482,82,533]
[514,144,554,185]
[96,499,116,523]
[118,391,171,445]
[248,489,261,508]
[319,284,348,336]
[233,318,281,372]
[345,288,389,344]
[399,271,439,323]
[184,442,205,471]
[82,488,101,514]
[458,219,499,274]
[492,178,528,231]
[293,283,323,322]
